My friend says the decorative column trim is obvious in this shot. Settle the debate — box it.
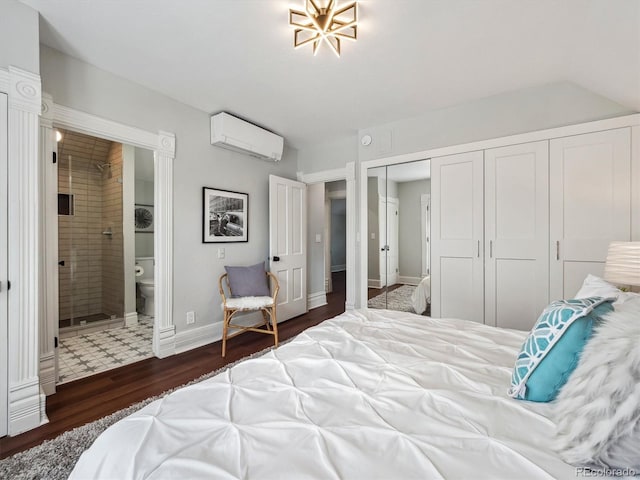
[345,162,356,310]
[153,131,175,358]
[39,93,56,397]
[7,66,42,435]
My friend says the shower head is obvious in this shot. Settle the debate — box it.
[95,162,113,178]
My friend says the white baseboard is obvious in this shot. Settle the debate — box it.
[39,388,49,426]
[174,310,277,354]
[368,278,382,289]
[308,291,327,310]
[331,264,346,272]
[125,311,138,327]
[175,322,222,354]
[398,276,421,286]
[8,378,41,435]
[154,325,176,359]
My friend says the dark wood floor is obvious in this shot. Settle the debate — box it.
[0,273,346,459]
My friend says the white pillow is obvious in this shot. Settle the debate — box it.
[554,309,640,470]
[574,274,640,308]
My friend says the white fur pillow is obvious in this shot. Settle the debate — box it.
[554,309,640,470]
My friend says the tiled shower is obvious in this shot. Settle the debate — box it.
[57,129,124,329]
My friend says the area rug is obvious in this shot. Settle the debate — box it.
[368,284,416,313]
[0,343,283,480]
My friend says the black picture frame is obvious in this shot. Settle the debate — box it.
[202,187,249,243]
[134,204,154,233]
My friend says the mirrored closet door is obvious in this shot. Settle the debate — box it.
[367,159,431,315]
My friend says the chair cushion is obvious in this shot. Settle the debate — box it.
[224,296,274,310]
[224,262,270,297]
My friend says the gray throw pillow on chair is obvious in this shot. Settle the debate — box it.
[225,262,270,298]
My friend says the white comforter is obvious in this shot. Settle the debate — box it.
[411,275,431,314]
[70,310,582,480]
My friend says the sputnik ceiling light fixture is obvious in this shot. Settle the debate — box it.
[289,0,358,57]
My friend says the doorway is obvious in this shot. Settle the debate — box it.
[325,181,347,299]
[54,129,155,384]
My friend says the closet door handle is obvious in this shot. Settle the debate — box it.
[490,240,493,258]
[477,240,480,258]
[556,241,560,260]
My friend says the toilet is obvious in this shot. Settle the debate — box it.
[135,257,155,316]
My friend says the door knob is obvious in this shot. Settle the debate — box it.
[58,260,65,266]
[273,256,280,262]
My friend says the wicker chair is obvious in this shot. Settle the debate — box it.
[218,271,280,357]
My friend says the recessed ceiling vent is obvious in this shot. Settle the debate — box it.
[210,112,284,162]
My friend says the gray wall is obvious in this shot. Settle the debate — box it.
[0,0,39,73]
[398,179,430,279]
[40,45,297,335]
[306,183,325,295]
[297,136,357,175]
[358,82,634,163]
[134,146,154,258]
[330,199,346,270]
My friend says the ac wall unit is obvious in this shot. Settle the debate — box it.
[210,112,284,162]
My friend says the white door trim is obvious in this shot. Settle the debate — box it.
[298,164,356,311]
[2,66,43,435]
[0,91,7,437]
[45,101,176,360]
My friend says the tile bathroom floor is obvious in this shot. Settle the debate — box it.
[58,315,154,384]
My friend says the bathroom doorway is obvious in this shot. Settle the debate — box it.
[55,129,155,384]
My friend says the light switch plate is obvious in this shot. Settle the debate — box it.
[217,248,225,259]
[186,311,195,324]
[315,234,322,243]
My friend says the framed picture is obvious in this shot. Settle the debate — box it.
[135,204,154,233]
[203,187,248,243]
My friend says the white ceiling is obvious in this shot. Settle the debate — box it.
[22,0,640,149]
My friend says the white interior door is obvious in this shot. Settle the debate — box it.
[431,151,484,322]
[485,141,549,330]
[0,93,7,437]
[550,128,631,300]
[269,175,307,321]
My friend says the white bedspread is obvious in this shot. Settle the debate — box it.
[70,310,586,480]
[411,275,431,314]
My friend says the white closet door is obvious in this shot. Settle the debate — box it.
[431,151,484,322]
[485,141,549,330]
[550,128,631,300]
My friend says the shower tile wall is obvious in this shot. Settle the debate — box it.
[102,143,124,317]
[58,130,124,323]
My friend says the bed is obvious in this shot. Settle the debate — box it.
[411,275,430,314]
[70,309,589,479]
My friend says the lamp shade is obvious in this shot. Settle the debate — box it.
[603,241,640,287]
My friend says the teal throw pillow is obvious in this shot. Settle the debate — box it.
[509,297,614,403]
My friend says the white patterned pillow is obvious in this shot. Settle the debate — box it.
[509,297,614,402]
[554,309,640,470]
